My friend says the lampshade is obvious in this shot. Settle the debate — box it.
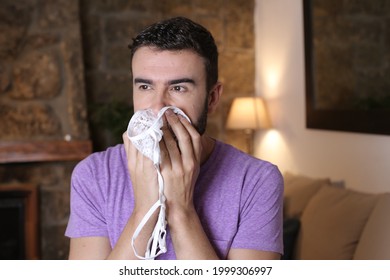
[226,97,271,130]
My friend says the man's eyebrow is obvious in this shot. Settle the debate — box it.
[168,78,195,85]
[134,78,152,84]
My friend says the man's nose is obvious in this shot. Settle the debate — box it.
[150,91,169,115]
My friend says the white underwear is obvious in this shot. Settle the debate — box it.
[126,106,190,259]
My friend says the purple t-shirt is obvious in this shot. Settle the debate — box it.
[65,140,284,259]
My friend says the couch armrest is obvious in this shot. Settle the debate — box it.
[353,193,390,260]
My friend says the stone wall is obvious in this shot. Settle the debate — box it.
[81,0,256,151]
[0,0,88,141]
[0,0,89,259]
[0,0,255,259]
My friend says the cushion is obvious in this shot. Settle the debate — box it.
[294,186,379,259]
[353,194,390,260]
[281,218,300,260]
[283,172,330,218]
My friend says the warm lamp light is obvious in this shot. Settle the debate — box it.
[226,96,271,131]
[226,96,271,154]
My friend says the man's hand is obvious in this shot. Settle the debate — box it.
[154,109,219,260]
[120,133,160,258]
[159,109,202,220]
[123,132,159,214]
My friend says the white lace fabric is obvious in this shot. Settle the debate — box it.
[126,106,190,259]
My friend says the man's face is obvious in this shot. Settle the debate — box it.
[131,47,209,134]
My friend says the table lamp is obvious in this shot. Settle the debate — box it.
[226,96,271,154]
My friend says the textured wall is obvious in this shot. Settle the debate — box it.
[0,0,89,259]
[0,0,255,259]
[81,0,256,151]
[0,0,89,141]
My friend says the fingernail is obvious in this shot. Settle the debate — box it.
[179,114,188,122]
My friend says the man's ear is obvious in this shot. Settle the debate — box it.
[208,82,223,114]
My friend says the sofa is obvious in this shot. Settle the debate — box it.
[282,172,390,260]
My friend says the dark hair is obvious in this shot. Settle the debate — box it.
[129,17,218,92]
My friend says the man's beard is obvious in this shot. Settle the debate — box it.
[166,97,208,142]
[193,95,209,135]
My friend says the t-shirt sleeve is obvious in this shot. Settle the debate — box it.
[65,157,108,238]
[230,164,284,254]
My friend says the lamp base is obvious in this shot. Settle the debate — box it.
[243,129,254,155]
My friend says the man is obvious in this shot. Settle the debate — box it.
[65,17,283,260]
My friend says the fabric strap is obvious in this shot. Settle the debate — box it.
[131,165,167,260]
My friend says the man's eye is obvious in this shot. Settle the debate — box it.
[171,85,186,92]
[139,85,151,90]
